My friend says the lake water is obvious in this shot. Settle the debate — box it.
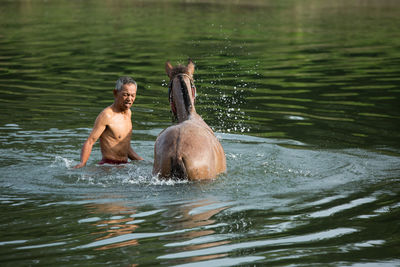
[1,0,399,266]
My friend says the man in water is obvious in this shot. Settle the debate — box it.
[74,76,143,168]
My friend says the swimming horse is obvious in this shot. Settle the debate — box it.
[153,59,226,180]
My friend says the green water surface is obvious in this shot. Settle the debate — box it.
[0,0,399,266]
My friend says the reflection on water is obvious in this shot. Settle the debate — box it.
[75,196,233,265]
[0,0,400,266]
[83,201,139,251]
[161,200,231,264]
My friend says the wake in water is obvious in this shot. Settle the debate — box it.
[51,155,189,187]
[1,128,397,201]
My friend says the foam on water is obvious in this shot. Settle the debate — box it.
[1,128,398,200]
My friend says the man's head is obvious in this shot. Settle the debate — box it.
[113,76,137,111]
[115,76,137,91]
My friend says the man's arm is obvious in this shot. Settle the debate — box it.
[128,146,144,161]
[74,112,108,168]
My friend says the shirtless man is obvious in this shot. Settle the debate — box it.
[74,76,143,168]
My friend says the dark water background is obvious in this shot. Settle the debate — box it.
[0,0,399,266]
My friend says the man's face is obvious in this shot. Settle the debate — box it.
[114,83,137,111]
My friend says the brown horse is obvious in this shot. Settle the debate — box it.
[153,59,226,180]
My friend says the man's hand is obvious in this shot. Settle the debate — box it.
[73,162,86,169]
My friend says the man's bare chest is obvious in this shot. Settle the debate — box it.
[104,116,132,140]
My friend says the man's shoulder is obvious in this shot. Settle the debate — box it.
[101,105,114,115]
[97,105,114,121]
[97,105,131,122]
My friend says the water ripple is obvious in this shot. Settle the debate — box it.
[158,228,358,259]
[308,197,377,218]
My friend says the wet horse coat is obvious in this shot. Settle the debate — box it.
[153,60,226,180]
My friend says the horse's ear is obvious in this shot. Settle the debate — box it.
[187,58,195,76]
[165,61,173,78]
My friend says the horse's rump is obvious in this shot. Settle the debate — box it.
[153,122,220,179]
[170,156,187,179]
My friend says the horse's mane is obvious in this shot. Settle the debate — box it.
[168,64,194,120]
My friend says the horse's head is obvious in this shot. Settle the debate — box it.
[165,59,197,122]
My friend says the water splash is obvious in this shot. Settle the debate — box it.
[51,155,74,169]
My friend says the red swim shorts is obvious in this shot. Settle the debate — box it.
[98,158,128,165]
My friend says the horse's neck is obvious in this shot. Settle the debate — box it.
[176,101,195,120]
[172,74,195,122]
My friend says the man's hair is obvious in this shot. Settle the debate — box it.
[115,76,137,91]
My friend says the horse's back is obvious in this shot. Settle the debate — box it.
[153,126,180,178]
